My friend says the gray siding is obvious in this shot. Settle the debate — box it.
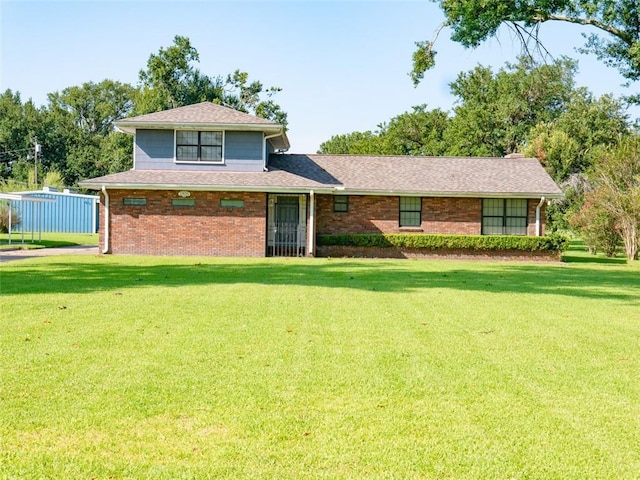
[134,129,264,172]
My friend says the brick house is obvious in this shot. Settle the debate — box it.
[80,102,562,257]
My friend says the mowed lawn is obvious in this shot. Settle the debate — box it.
[1,253,639,479]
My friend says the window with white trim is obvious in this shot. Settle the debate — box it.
[399,197,421,227]
[176,130,223,163]
[482,198,528,235]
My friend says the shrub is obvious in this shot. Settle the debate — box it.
[316,233,569,252]
[0,203,20,233]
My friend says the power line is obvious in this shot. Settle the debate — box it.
[0,146,33,156]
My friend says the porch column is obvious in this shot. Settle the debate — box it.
[308,190,316,256]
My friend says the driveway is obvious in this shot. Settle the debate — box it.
[0,245,99,263]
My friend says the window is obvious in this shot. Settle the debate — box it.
[176,130,223,163]
[482,199,528,235]
[399,197,421,227]
[333,195,348,213]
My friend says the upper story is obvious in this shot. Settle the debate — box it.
[115,102,290,173]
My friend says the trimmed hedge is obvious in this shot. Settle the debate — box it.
[316,233,569,252]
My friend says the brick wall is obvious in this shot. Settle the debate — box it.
[100,190,267,256]
[316,195,399,235]
[527,199,546,236]
[316,195,545,237]
[316,195,481,235]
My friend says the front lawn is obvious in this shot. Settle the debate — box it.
[1,256,639,479]
[0,232,98,250]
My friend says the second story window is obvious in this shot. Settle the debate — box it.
[176,130,223,163]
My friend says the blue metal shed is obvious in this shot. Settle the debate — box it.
[11,187,100,233]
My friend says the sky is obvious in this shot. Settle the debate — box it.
[1,0,638,154]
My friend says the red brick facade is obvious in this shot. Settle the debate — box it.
[315,195,544,236]
[100,190,267,256]
[98,191,547,257]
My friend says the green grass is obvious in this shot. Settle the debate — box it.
[0,232,98,250]
[562,238,629,264]
[1,255,639,479]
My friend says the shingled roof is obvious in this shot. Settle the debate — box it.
[81,154,562,198]
[115,102,289,150]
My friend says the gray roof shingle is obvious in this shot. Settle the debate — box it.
[81,154,562,198]
[116,101,279,126]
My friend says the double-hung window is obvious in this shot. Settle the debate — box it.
[399,197,422,227]
[482,199,528,235]
[333,196,349,213]
[176,130,223,163]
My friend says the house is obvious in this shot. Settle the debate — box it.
[79,102,563,257]
[9,187,99,234]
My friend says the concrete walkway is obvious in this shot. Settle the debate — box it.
[0,245,99,263]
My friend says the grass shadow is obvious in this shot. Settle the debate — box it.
[562,240,628,265]
[2,256,638,303]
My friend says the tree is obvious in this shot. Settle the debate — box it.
[525,92,630,182]
[0,90,43,180]
[378,106,450,156]
[319,106,449,155]
[411,0,640,87]
[136,35,287,125]
[570,136,640,260]
[319,131,384,155]
[48,80,135,136]
[444,57,578,156]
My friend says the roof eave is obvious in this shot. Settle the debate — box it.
[78,181,333,195]
[79,181,562,199]
[115,121,284,135]
[334,188,563,199]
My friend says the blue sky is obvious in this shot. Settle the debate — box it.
[1,0,637,153]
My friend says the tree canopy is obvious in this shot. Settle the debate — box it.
[0,35,287,188]
[411,0,640,89]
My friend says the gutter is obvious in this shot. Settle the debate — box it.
[535,197,546,236]
[79,182,563,200]
[81,183,335,195]
[263,129,288,171]
[101,186,110,254]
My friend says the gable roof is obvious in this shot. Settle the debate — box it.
[273,155,562,197]
[115,102,289,150]
[80,154,562,198]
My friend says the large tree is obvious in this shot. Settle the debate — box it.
[411,0,640,89]
[443,57,578,156]
[319,106,449,155]
[570,136,640,260]
[136,35,287,125]
[524,92,630,181]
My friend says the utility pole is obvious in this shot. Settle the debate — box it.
[33,137,41,187]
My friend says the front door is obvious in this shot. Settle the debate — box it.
[274,196,301,256]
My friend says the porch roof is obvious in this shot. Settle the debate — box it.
[80,154,562,198]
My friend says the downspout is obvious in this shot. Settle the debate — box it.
[263,129,285,171]
[308,190,315,256]
[101,186,110,254]
[535,197,545,237]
